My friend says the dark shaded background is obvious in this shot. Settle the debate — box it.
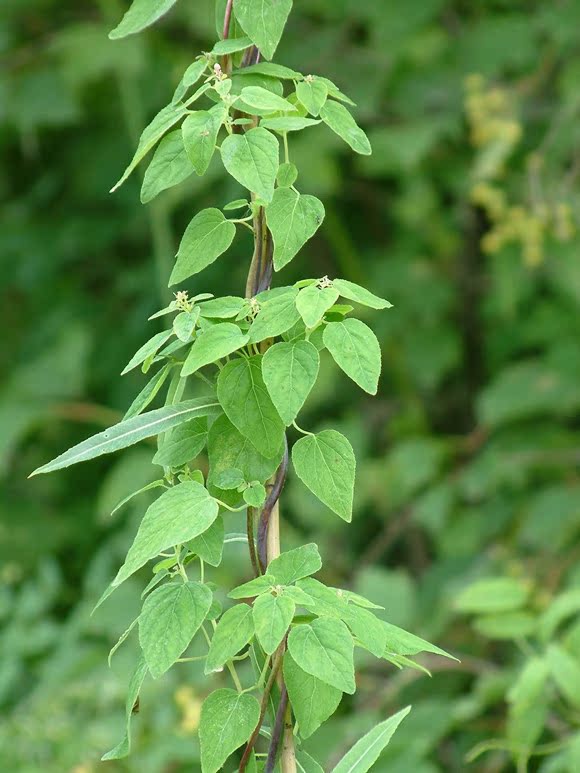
[1,1,580,771]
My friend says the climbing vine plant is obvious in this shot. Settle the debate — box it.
[31,1,454,770]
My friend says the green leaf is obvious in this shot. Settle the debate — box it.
[294,578,386,658]
[211,36,253,55]
[122,330,173,375]
[340,605,386,658]
[111,101,188,191]
[296,751,325,773]
[124,364,172,419]
[474,612,537,640]
[248,287,301,343]
[266,188,324,271]
[323,319,381,395]
[101,656,148,760]
[243,480,267,507]
[31,397,220,475]
[217,355,285,458]
[113,481,218,586]
[288,617,355,694]
[237,62,302,80]
[547,644,580,709]
[173,308,200,342]
[253,592,295,654]
[110,479,167,517]
[172,58,208,104]
[152,417,208,467]
[229,574,276,599]
[108,618,138,666]
[205,604,254,673]
[317,76,356,106]
[182,104,225,176]
[455,578,530,614]
[277,162,298,187]
[109,0,179,39]
[282,585,315,606]
[238,86,297,115]
[320,100,371,155]
[223,198,249,211]
[261,116,321,132]
[140,130,193,203]
[296,284,339,328]
[139,581,212,677]
[170,208,236,284]
[189,517,224,567]
[181,322,249,376]
[539,589,580,642]
[284,652,342,739]
[199,296,246,319]
[262,341,319,426]
[233,0,293,60]
[296,78,328,116]
[382,621,457,661]
[207,415,283,488]
[215,468,246,489]
[332,278,393,310]
[292,430,355,521]
[331,706,411,773]
[199,689,261,773]
[220,127,279,203]
[267,543,322,585]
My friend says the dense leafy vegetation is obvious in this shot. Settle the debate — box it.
[1,1,580,771]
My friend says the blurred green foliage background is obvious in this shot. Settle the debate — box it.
[1,1,580,771]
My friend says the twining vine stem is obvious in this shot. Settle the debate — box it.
[219,11,296,768]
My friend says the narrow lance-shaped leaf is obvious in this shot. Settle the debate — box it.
[110,102,187,192]
[172,57,208,104]
[124,364,172,419]
[331,706,411,773]
[111,83,210,192]
[122,330,173,375]
[292,429,355,522]
[233,0,293,60]
[101,656,148,760]
[320,100,371,156]
[170,208,236,285]
[30,397,220,476]
[109,0,180,40]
